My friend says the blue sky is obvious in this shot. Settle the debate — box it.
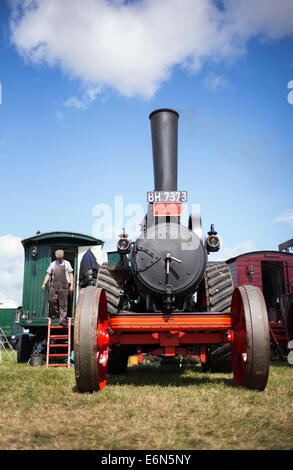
[0,0,293,302]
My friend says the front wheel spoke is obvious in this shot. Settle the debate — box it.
[241,352,247,363]
[97,325,110,352]
[97,350,108,366]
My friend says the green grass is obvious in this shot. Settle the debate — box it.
[0,351,293,450]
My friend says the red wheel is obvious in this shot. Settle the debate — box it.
[74,287,109,392]
[231,285,270,391]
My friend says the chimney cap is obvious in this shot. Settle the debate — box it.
[149,108,179,120]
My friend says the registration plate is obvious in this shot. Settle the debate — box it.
[154,202,182,216]
[147,191,188,203]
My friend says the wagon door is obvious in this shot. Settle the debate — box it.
[51,246,77,318]
[261,261,285,322]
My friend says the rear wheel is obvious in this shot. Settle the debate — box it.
[108,345,129,374]
[97,263,129,373]
[203,261,234,371]
[231,285,270,390]
[16,334,32,363]
[204,261,234,313]
[97,263,121,314]
[74,286,109,392]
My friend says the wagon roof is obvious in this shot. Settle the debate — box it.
[226,250,293,264]
[0,300,21,309]
[21,231,104,247]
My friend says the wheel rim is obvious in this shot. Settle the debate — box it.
[231,285,270,390]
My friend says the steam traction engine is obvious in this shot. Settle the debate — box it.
[74,109,270,392]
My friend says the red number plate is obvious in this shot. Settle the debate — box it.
[153,202,182,216]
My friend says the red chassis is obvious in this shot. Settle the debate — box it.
[109,313,233,363]
[74,285,270,393]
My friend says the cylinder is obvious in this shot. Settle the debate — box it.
[149,108,179,191]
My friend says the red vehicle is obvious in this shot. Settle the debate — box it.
[226,250,293,359]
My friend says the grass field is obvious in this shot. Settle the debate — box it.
[0,351,293,450]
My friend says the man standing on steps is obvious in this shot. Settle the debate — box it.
[41,249,74,326]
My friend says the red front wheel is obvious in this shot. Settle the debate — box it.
[231,285,270,391]
[74,287,109,392]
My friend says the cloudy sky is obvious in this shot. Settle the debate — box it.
[0,0,293,303]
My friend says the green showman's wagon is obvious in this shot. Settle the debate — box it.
[0,300,22,338]
[16,231,103,362]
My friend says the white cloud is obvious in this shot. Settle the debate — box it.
[204,73,230,90]
[208,239,256,262]
[63,86,102,110]
[8,0,293,99]
[274,209,293,228]
[63,96,87,110]
[0,235,24,305]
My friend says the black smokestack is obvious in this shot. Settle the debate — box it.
[149,108,179,191]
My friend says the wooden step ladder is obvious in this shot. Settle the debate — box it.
[46,318,72,368]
